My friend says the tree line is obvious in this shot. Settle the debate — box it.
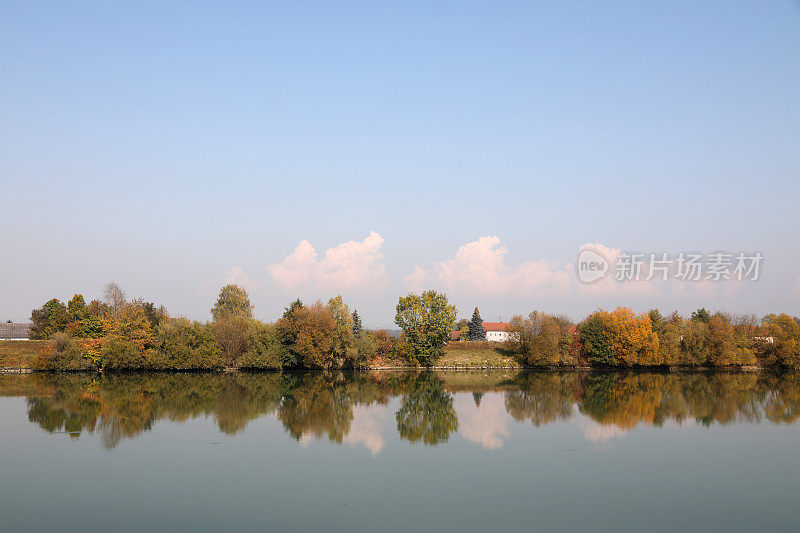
[26,282,800,370]
[507,307,800,369]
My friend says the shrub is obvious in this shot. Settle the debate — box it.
[238,321,284,370]
[33,332,97,371]
[100,336,146,370]
[352,331,377,367]
[148,318,222,370]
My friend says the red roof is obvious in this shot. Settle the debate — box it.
[482,322,508,332]
[450,330,461,340]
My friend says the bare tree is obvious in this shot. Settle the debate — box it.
[102,282,127,316]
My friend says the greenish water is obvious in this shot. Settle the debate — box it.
[1,371,798,532]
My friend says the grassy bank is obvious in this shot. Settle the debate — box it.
[369,342,521,369]
[435,342,520,368]
[0,340,52,369]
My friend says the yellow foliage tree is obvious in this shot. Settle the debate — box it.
[606,307,660,366]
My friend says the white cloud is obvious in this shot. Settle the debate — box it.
[222,266,259,290]
[456,393,511,450]
[579,417,628,443]
[403,265,432,291]
[409,236,571,296]
[268,231,388,294]
[342,404,389,455]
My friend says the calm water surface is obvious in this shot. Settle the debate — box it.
[1,371,798,532]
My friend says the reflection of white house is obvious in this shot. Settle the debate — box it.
[483,322,510,342]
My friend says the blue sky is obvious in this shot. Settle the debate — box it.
[1,1,799,326]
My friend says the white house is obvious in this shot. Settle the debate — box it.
[483,322,510,342]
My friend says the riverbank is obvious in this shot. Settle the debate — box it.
[0,340,777,373]
[0,340,51,371]
[0,340,521,372]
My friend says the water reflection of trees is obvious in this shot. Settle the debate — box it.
[395,373,458,445]
[504,373,579,426]
[1,371,798,449]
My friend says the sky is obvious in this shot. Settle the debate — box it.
[1,0,799,326]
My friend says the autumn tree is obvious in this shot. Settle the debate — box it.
[468,307,486,341]
[394,291,457,365]
[705,314,737,366]
[657,312,684,365]
[455,319,470,340]
[761,314,800,369]
[578,308,659,366]
[607,307,661,366]
[292,301,336,368]
[104,301,154,353]
[213,315,250,366]
[507,311,576,366]
[211,284,253,320]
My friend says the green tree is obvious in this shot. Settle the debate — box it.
[468,307,486,341]
[394,291,457,365]
[681,320,710,365]
[352,310,363,338]
[238,320,286,370]
[139,300,168,330]
[275,298,305,367]
[30,299,70,339]
[648,309,665,334]
[328,296,357,364]
[657,312,684,365]
[578,311,615,366]
[211,284,253,320]
[149,318,222,369]
[67,294,87,320]
[691,308,711,324]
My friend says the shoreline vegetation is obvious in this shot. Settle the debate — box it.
[3,282,799,373]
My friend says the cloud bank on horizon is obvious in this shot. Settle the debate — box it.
[216,232,777,321]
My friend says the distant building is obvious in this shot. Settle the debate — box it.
[451,322,511,342]
[0,323,32,340]
[482,322,510,342]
